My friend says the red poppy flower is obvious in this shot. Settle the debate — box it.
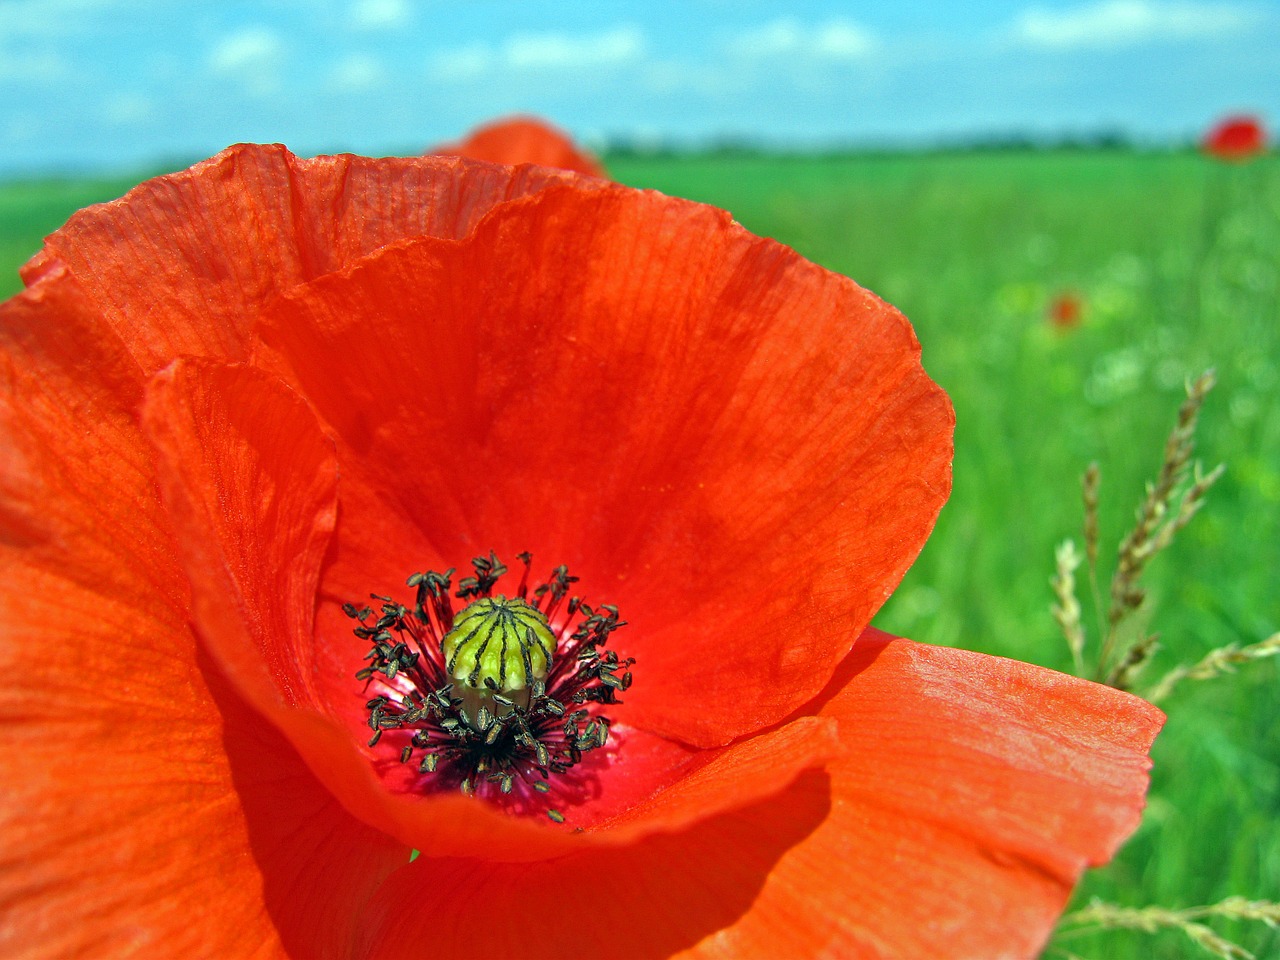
[1202,114,1267,161]
[0,143,1162,958]
[1048,291,1084,330]
[431,114,607,177]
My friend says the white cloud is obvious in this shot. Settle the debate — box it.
[0,52,70,81]
[429,24,647,81]
[208,27,284,95]
[642,60,734,97]
[1010,0,1260,49]
[729,18,879,61]
[3,113,41,145]
[730,18,805,57]
[0,0,116,36]
[813,20,878,59]
[430,43,493,80]
[102,93,153,126]
[209,28,282,75]
[349,0,409,31]
[329,53,386,91]
[503,25,646,70]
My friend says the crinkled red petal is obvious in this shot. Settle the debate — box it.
[22,143,586,375]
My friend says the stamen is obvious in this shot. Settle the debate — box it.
[346,552,634,821]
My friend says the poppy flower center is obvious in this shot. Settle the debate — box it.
[346,552,634,821]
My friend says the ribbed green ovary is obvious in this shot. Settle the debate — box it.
[441,596,556,699]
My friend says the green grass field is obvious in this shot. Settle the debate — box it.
[3,149,1278,958]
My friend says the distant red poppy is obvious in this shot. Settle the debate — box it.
[1202,114,1267,161]
[1048,291,1085,330]
[431,114,607,177]
[0,143,1162,958]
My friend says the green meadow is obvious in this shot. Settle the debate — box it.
[3,149,1278,958]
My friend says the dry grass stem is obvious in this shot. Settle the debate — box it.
[1152,461,1228,552]
[1061,896,1280,959]
[1052,540,1088,675]
[1147,633,1280,703]
[1081,463,1107,644]
[1106,633,1160,691]
[1082,461,1101,571]
[1206,897,1280,926]
[1096,370,1222,679]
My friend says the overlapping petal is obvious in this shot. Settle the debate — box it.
[0,271,405,958]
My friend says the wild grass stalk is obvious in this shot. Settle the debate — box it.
[1059,897,1280,960]
[1050,540,1086,676]
[1094,370,1222,683]
[1047,371,1280,957]
[1147,633,1280,703]
[1050,371,1230,692]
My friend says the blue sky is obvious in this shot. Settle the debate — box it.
[0,0,1276,173]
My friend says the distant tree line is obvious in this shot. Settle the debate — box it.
[599,129,1217,159]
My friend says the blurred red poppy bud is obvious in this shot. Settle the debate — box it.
[1202,115,1267,162]
[1048,291,1085,330]
[430,115,607,177]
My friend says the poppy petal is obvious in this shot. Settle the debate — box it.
[700,627,1165,958]
[356,628,1161,959]
[255,182,954,748]
[142,357,340,713]
[356,771,835,960]
[142,358,839,862]
[24,143,587,375]
[0,275,404,956]
[431,114,608,177]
